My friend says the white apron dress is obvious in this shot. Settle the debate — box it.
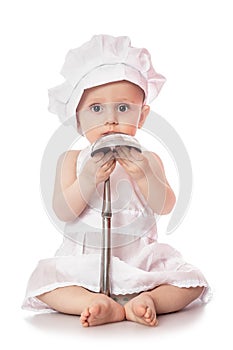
[22,146,211,311]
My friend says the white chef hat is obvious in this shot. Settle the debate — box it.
[48,34,166,124]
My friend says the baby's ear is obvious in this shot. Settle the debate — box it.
[138,105,150,129]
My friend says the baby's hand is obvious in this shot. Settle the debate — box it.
[81,151,116,185]
[115,146,150,181]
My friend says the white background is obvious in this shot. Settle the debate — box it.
[0,0,232,348]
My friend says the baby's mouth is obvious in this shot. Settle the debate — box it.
[102,131,128,137]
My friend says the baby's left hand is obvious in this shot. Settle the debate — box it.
[115,146,150,181]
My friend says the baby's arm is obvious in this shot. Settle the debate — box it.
[53,150,116,221]
[116,148,176,215]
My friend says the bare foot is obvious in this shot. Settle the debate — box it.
[124,292,158,327]
[80,294,125,327]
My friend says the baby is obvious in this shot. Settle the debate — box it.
[22,35,210,327]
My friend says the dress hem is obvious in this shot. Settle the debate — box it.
[22,280,212,312]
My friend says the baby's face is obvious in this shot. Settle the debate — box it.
[76,81,149,143]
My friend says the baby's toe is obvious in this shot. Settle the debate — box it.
[80,315,89,327]
[144,306,153,319]
[80,308,90,326]
[81,307,90,318]
[150,318,159,327]
[144,306,158,326]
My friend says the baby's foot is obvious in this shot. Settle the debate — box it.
[124,292,158,327]
[80,294,125,327]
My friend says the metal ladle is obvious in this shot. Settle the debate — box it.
[91,133,141,296]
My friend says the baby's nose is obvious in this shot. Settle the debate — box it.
[105,109,119,124]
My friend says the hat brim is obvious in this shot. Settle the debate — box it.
[48,63,165,124]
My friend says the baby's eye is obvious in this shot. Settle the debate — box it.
[117,103,129,113]
[90,104,103,113]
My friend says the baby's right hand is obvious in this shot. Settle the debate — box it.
[80,151,116,185]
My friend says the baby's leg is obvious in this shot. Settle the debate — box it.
[124,285,204,326]
[37,286,125,327]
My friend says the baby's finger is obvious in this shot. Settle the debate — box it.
[129,147,144,161]
[100,158,115,171]
[101,159,116,179]
[93,151,114,164]
[101,152,115,166]
[115,146,131,161]
[106,159,116,173]
[92,151,105,162]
